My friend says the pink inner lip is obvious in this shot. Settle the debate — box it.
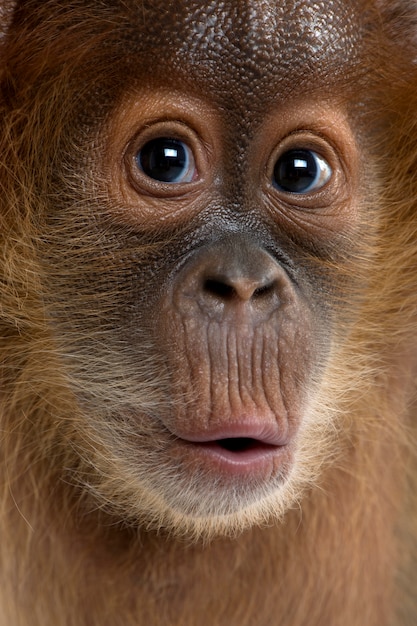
[188,438,283,466]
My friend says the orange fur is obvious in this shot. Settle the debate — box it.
[0,1,416,625]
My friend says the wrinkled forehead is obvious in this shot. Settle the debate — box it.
[126,0,364,107]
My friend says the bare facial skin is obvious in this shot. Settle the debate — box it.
[43,0,362,531]
[0,1,416,625]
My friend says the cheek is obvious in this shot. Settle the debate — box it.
[40,219,334,534]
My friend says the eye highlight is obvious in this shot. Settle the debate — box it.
[136,137,197,183]
[273,149,332,194]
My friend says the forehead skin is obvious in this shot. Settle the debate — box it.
[120,0,364,115]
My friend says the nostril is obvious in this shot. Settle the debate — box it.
[204,278,236,300]
[175,239,285,317]
[203,277,278,302]
[253,282,275,299]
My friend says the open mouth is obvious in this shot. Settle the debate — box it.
[180,436,287,476]
[209,437,277,453]
[167,419,291,477]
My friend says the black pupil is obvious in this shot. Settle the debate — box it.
[273,149,318,193]
[138,138,187,183]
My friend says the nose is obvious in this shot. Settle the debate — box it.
[173,236,286,320]
[202,259,280,303]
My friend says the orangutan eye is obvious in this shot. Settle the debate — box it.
[273,149,332,193]
[136,137,196,183]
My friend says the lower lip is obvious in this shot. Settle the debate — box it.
[179,439,290,478]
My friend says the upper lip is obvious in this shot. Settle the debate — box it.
[167,418,289,447]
